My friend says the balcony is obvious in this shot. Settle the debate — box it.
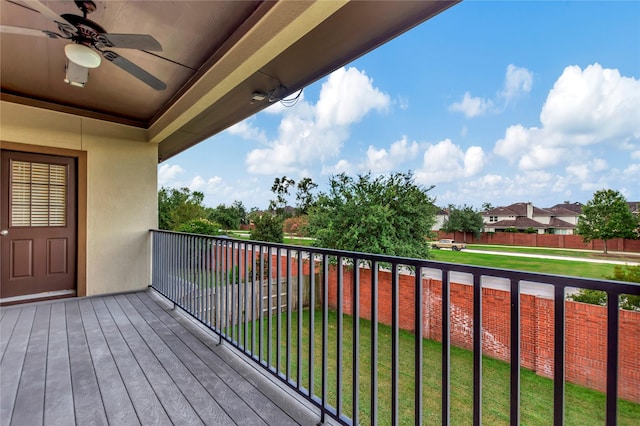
[2,230,639,425]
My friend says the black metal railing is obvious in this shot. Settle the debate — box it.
[150,230,639,425]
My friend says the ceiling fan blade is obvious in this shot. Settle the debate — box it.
[102,51,166,91]
[21,0,77,34]
[0,24,60,38]
[97,34,162,51]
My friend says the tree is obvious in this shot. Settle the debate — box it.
[481,202,494,212]
[441,204,485,242]
[250,213,284,243]
[158,187,206,230]
[307,172,437,259]
[269,176,295,217]
[295,177,318,216]
[175,218,222,236]
[576,189,638,254]
[207,200,247,230]
[232,200,248,225]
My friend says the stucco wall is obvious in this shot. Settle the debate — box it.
[0,101,157,296]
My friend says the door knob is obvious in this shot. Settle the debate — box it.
[0,230,8,236]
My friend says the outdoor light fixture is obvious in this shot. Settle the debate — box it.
[64,43,101,68]
[63,44,101,87]
[251,91,268,102]
[64,60,89,87]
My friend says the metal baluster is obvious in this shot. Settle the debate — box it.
[473,273,483,426]
[510,278,521,425]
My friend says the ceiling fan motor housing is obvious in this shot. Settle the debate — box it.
[59,14,108,47]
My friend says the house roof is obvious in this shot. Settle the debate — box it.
[483,202,551,217]
[491,217,545,229]
[548,217,576,228]
[548,202,584,214]
[545,205,580,217]
[628,202,640,214]
[0,0,459,161]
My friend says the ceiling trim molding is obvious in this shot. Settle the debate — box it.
[0,92,147,128]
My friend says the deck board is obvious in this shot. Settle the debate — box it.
[12,304,50,425]
[90,297,172,426]
[65,301,109,426]
[114,294,234,425]
[44,303,74,426]
[0,290,320,426]
[0,307,20,359]
[0,305,36,425]
[103,296,204,425]
[78,299,140,426]
[128,293,271,426]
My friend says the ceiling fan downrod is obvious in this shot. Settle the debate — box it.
[74,0,96,18]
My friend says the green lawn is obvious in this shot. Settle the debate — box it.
[225,309,639,425]
[224,231,314,246]
[467,244,640,262]
[220,232,634,280]
[431,249,619,280]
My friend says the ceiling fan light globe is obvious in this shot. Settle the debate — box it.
[64,44,101,68]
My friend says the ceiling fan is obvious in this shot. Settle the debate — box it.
[0,0,166,90]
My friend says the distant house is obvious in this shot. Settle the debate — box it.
[433,208,449,231]
[482,202,582,235]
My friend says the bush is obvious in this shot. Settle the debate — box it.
[568,289,607,306]
[175,218,222,236]
[250,214,284,243]
[283,216,309,236]
[567,265,640,311]
[608,265,640,311]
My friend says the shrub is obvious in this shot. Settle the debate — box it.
[250,214,284,243]
[568,265,640,311]
[283,215,310,236]
[175,218,222,236]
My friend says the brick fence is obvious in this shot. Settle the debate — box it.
[211,246,639,402]
[437,231,640,252]
[326,265,640,403]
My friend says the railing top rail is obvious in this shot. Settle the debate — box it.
[150,229,640,295]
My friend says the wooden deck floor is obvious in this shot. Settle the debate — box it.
[0,290,320,425]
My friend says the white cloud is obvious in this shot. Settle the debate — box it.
[464,146,486,176]
[449,64,532,117]
[158,164,184,186]
[539,63,640,145]
[415,138,485,184]
[632,150,640,160]
[362,136,420,173]
[442,170,573,207]
[226,120,268,144]
[316,67,390,128]
[396,96,409,110]
[494,124,536,160]
[500,64,533,102]
[245,67,390,175]
[190,175,206,190]
[624,163,640,176]
[494,63,640,171]
[189,175,223,193]
[518,145,565,170]
[321,159,353,175]
[449,92,493,118]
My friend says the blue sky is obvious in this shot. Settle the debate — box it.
[158,1,640,210]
